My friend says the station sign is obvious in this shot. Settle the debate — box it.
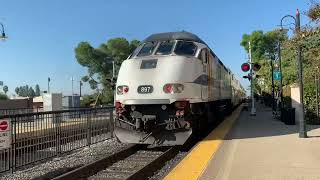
[273,71,281,81]
[0,119,11,150]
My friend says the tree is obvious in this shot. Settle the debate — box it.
[35,84,40,96]
[240,30,288,93]
[15,85,39,97]
[3,85,8,95]
[75,38,140,103]
[307,1,320,22]
[28,87,36,98]
[0,93,8,100]
[15,87,19,95]
[240,1,320,123]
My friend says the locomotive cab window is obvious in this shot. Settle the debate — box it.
[137,42,158,57]
[199,49,208,64]
[155,40,175,55]
[174,41,197,56]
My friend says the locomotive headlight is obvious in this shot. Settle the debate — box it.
[163,84,184,94]
[117,86,123,95]
[117,85,129,95]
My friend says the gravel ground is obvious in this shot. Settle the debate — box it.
[149,151,188,180]
[0,138,128,180]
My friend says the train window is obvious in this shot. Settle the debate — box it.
[199,49,208,64]
[137,42,158,57]
[155,41,175,55]
[174,41,197,56]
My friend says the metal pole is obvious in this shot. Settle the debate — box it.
[112,61,116,107]
[278,41,283,108]
[316,74,319,118]
[270,59,275,110]
[316,66,319,118]
[79,81,82,97]
[71,77,74,108]
[249,42,256,115]
[48,77,50,93]
[296,10,307,138]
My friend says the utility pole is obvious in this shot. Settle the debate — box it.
[249,42,256,116]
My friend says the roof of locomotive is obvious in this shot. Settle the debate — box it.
[143,31,206,44]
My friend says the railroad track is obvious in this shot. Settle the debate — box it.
[51,144,179,180]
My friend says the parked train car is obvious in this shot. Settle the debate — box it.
[114,31,245,146]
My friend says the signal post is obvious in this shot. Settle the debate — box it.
[241,42,261,116]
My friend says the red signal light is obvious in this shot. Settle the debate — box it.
[241,63,250,72]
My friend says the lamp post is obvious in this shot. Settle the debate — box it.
[278,40,283,108]
[47,77,51,93]
[0,23,7,40]
[280,9,306,138]
[270,58,275,111]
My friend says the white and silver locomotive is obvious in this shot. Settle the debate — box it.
[114,32,245,146]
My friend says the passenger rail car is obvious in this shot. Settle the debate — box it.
[114,32,245,146]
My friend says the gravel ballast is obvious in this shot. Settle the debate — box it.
[149,151,187,180]
[0,138,128,180]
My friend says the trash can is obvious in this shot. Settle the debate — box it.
[284,108,295,125]
[280,108,286,122]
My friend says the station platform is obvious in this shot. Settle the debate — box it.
[165,103,320,180]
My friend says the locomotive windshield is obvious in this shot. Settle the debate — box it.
[137,42,157,57]
[155,40,174,55]
[174,41,197,56]
[132,40,197,58]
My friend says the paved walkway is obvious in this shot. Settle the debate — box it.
[200,103,320,180]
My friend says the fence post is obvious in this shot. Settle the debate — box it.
[87,110,92,146]
[10,117,16,173]
[109,109,114,138]
[55,113,61,155]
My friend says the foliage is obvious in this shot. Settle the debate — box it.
[0,93,8,100]
[75,38,140,104]
[241,2,320,123]
[3,85,8,94]
[80,89,114,107]
[307,1,320,22]
[35,84,41,96]
[240,29,288,93]
[15,85,37,98]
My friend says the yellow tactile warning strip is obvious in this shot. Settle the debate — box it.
[164,105,243,180]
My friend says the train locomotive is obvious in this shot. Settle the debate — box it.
[114,31,245,146]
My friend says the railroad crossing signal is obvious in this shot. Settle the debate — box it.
[243,74,251,81]
[241,63,250,72]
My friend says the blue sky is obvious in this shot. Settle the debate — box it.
[0,0,311,96]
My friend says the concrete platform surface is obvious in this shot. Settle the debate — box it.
[200,104,320,180]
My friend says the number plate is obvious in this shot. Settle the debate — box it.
[138,85,153,94]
